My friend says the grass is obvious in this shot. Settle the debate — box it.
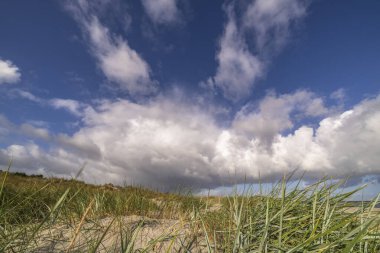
[0,168,379,252]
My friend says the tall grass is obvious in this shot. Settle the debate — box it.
[201,178,380,252]
[0,169,379,252]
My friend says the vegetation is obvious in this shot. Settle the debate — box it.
[0,166,379,252]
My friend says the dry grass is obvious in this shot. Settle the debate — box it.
[0,168,379,252]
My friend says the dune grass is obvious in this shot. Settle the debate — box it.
[0,167,379,252]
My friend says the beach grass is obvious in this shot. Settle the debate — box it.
[0,168,379,252]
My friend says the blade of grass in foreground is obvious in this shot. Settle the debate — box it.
[0,160,12,200]
[89,217,115,253]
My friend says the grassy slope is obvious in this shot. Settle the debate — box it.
[0,171,379,252]
[0,171,202,222]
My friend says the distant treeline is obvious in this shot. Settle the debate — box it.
[0,170,44,178]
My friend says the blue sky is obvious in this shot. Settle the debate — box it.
[0,0,379,199]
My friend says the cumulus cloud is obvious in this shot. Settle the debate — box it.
[1,91,380,190]
[314,98,380,177]
[205,0,309,101]
[65,0,157,95]
[232,90,328,146]
[141,0,181,25]
[0,59,21,84]
[0,143,83,179]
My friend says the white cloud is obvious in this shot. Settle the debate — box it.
[19,124,50,140]
[232,90,328,146]
[204,6,263,101]
[314,98,380,177]
[204,0,309,101]
[141,0,180,25]
[65,0,157,95]
[0,143,83,179]
[243,0,308,53]
[1,91,380,190]
[0,114,50,141]
[9,89,86,117]
[0,59,21,84]
[86,18,157,94]
[0,115,12,138]
[330,88,346,101]
[49,98,83,116]
[10,89,42,103]
[330,88,346,110]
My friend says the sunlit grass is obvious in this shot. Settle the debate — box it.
[0,166,379,252]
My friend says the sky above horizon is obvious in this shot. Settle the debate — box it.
[0,0,379,198]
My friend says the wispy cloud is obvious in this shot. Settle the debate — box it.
[9,89,42,103]
[243,0,308,54]
[141,0,181,25]
[49,98,83,116]
[65,0,157,95]
[202,5,263,101]
[204,0,309,101]
[9,89,86,117]
[0,58,21,84]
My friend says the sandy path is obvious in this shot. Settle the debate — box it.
[30,215,208,253]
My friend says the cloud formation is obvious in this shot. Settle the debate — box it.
[205,0,309,101]
[1,91,379,190]
[2,1,378,194]
[0,59,21,84]
[9,89,86,117]
[65,0,157,95]
[141,0,181,25]
[203,6,263,101]
[49,98,83,116]
[243,0,308,53]
[10,89,41,103]
[232,90,328,147]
